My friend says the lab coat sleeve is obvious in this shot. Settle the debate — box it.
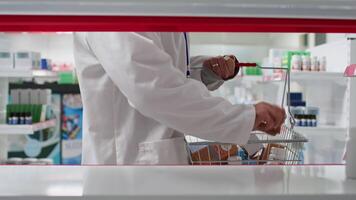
[190,55,224,91]
[87,32,255,145]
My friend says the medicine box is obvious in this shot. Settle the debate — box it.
[10,89,20,104]
[14,51,41,71]
[40,89,52,105]
[19,89,31,104]
[30,89,40,104]
[40,58,52,70]
[0,51,14,71]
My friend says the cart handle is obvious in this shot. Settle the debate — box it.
[237,62,258,67]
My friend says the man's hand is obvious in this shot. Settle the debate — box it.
[203,55,239,80]
[253,102,286,136]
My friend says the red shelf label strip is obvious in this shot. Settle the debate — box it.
[1,15,356,32]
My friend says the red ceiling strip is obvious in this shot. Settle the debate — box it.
[1,15,356,32]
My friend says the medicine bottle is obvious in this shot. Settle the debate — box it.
[302,56,311,71]
[311,56,319,71]
[291,55,302,71]
[320,56,326,71]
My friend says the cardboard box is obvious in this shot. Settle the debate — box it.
[0,51,14,70]
[14,51,41,71]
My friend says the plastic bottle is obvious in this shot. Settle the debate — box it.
[19,113,25,124]
[291,55,302,71]
[25,112,32,125]
[312,115,317,127]
[310,56,319,71]
[298,115,303,126]
[7,113,13,125]
[301,116,307,127]
[307,115,313,127]
[302,56,311,71]
[319,56,327,71]
[12,113,19,125]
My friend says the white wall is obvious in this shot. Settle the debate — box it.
[327,34,347,43]
[190,44,270,63]
[1,32,303,67]
[190,33,304,63]
[190,33,272,46]
[308,40,349,72]
[0,33,10,51]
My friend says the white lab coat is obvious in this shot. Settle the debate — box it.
[74,32,255,165]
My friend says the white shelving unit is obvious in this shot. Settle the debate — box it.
[239,71,344,82]
[0,70,57,161]
[223,40,354,167]
[0,70,57,78]
[295,125,347,134]
[346,40,356,178]
[0,119,56,135]
[291,71,345,80]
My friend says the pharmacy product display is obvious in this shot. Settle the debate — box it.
[0,51,53,71]
[61,94,83,165]
[7,89,53,125]
[7,94,61,164]
[266,50,327,74]
[5,157,53,165]
[0,52,14,70]
[282,50,326,72]
[289,92,319,127]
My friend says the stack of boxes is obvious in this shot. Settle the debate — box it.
[14,52,41,71]
[289,92,319,127]
[0,51,52,72]
[0,52,14,71]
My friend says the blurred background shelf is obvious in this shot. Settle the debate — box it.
[237,71,345,83]
[0,119,56,135]
[291,71,344,80]
[0,70,57,78]
[9,82,80,94]
[295,125,347,134]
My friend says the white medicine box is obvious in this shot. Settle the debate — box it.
[14,51,41,71]
[0,51,14,71]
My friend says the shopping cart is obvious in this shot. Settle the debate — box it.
[186,63,308,165]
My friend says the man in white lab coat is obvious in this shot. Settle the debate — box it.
[74,32,285,165]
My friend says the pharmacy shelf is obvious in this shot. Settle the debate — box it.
[236,74,283,83]
[237,72,345,83]
[0,119,56,135]
[295,125,347,134]
[32,70,58,78]
[10,82,80,94]
[0,70,57,78]
[291,71,344,80]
